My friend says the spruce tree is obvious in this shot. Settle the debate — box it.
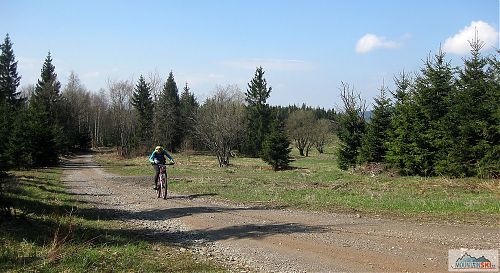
[156,71,180,151]
[0,34,22,171]
[23,101,58,166]
[243,66,272,157]
[0,34,22,106]
[481,50,500,178]
[131,75,154,145]
[359,84,393,163]
[261,116,292,171]
[336,82,366,170]
[179,82,199,150]
[7,106,32,167]
[33,52,62,126]
[447,37,499,177]
[28,52,61,165]
[0,101,9,171]
[413,49,455,176]
[386,72,425,175]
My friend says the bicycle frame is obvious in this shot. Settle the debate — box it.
[157,164,168,199]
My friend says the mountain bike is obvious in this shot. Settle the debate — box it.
[156,161,174,199]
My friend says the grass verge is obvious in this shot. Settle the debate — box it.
[96,150,500,226]
[0,167,226,272]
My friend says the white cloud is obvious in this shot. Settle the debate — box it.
[356,34,399,53]
[221,59,316,71]
[443,21,499,54]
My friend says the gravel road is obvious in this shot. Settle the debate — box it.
[61,154,499,272]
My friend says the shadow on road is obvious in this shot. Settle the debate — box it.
[60,162,103,169]
[139,222,330,246]
[71,204,330,245]
[168,193,218,200]
[76,204,287,222]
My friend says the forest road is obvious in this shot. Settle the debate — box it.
[62,154,499,273]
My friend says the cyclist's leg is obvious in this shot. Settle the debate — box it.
[162,171,167,198]
[166,171,169,196]
[153,164,160,189]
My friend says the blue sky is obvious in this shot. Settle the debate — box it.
[2,0,499,108]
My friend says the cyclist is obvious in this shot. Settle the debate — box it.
[149,146,174,190]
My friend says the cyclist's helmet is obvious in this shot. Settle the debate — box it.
[155,146,163,152]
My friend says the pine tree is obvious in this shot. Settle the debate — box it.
[358,84,393,163]
[131,75,154,144]
[156,71,180,151]
[0,34,22,171]
[243,66,272,157]
[261,116,292,171]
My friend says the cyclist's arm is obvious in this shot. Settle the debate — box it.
[164,151,174,162]
[148,151,155,163]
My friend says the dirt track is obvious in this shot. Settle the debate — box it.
[62,154,499,272]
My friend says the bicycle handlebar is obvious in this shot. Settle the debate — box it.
[155,162,175,167]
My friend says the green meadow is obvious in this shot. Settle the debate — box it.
[97,146,500,226]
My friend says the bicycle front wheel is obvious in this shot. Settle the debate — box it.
[161,174,167,199]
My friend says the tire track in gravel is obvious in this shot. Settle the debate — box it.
[62,154,499,272]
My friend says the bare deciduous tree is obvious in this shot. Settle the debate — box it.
[108,79,136,155]
[194,84,245,167]
[63,72,90,129]
[312,119,332,153]
[286,110,316,156]
[147,69,163,102]
[89,89,109,147]
[339,81,366,119]
[61,72,92,149]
